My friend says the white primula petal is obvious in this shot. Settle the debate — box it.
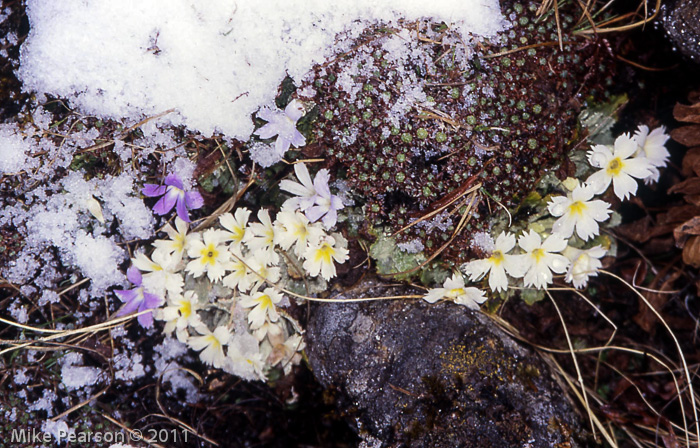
[612,172,638,200]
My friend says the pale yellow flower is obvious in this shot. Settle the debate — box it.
[302,233,349,280]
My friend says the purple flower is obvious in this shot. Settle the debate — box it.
[280,162,343,229]
[253,100,306,155]
[114,266,163,328]
[142,174,204,222]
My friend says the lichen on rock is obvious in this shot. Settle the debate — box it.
[306,277,592,447]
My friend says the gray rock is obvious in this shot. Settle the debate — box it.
[306,278,592,447]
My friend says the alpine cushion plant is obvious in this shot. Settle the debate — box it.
[114,266,164,328]
[142,173,204,222]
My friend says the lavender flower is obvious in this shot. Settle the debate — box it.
[114,266,163,327]
[142,173,204,222]
[280,162,343,229]
[253,100,306,156]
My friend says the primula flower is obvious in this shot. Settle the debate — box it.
[240,287,284,328]
[158,290,202,342]
[247,252,281,291]
[131,250,183,295]
[634,125,670,167]
[253,100,306,155]
[273,210,325,257]
[222,246,255,292]
[219,208,251,248]
[188,325,231,368]
[463,232,526,292]
[563,245,606,289]
[547,182,611,241]
[268,334,306,375]
[114,266,163,328]
[243,209,278,261]
[186,229,231,282]
[280,163,344,229]
[586,134,653,200]
[152,217,193,260]
[634,125,670,185]
[303,233,349,280]
[423,274,486,310]
[142,174,204,222]
[517,230,570,289]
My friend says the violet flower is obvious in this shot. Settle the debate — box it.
[280,162,343,229]
[114,266,164,328]
[253,100,306,156]
[142,174,204,222]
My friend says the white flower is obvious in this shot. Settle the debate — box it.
[253,99,306,155]
[219,207,251,248]
[157,291,202,342]
[131,250,184,296]
[247,252,281,291]
[463,232,526,292]
[153,217,193,261]
[186,229,231,282]
[240,287,284,329]
[634,125,670,167]
[188,326,231,368]
[226,334,266,381]
[586,134,653,200]
[517,230,570,289]
[423,274,487,310]
[280,162,344,229]
[222,246,255,292]
[243,209,278,261]
[268,334,306,375]
[302,233,349,280]
[252,320,284,342]
[280,162,317,211]
[273,210,325,257]
[548,182,611,241]
[563,245,606,289]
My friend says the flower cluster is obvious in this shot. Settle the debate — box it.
[423,125,670,305]
[117,168,349,380]
[586,125,668,200]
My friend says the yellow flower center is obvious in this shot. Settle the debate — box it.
[205,334,221,349]
[174,234,186,252]
[179,300,192,318]
[531,248,545,263]
[489,250,504,266]
[606,157,623,176]
[200,244,219,265]
[315,242,335,264]
[231,226,245,242]
[258,294,273,310]
[448,287,465,298]
[568,201,587,216]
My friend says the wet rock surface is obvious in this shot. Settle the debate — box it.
[306,279,591,447]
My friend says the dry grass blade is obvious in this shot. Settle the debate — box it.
[546,290,597,440]
[601,270,699,447]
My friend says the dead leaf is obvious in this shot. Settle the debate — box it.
[658,204,700,225]
[681,147,700,177]
[682,236,700,268]
[616,217,677,243]
[633,269,680,333]
[668,177,700,196]
[673,216,700,247]
[671,125,700,147]
[673,102,700,124]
